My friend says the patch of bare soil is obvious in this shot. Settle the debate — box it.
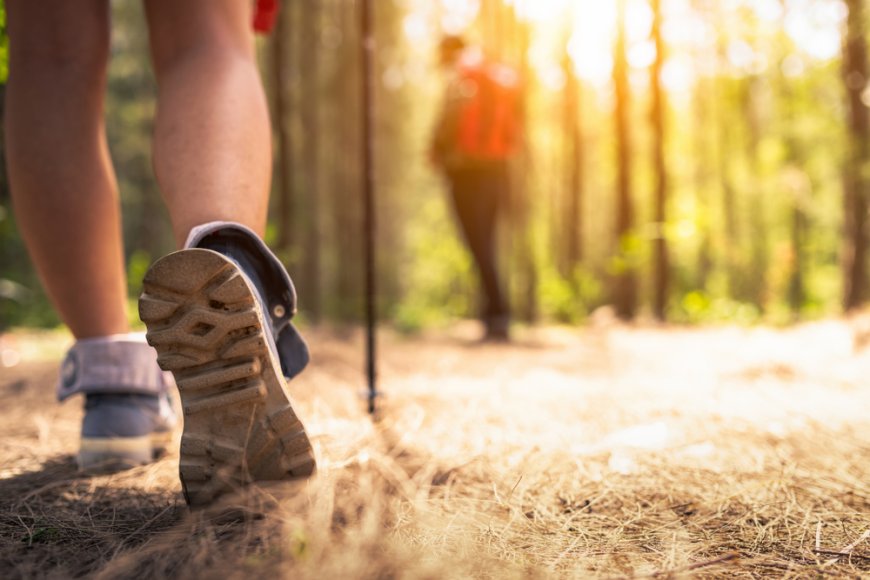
[0,322,868,578]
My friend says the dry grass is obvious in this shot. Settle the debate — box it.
[0,321,868,579]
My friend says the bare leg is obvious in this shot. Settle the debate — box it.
[144,0,272,247]
[4,0,129,339]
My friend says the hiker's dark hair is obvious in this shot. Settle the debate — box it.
[439,35,466,57]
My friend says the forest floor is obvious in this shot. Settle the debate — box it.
[0,320,868,579]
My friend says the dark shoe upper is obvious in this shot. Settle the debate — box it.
[82,393,176,439]
[56,335,179,446]
[185,222,310,380]
[484,315,510,342]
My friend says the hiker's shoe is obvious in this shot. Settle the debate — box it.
[139,222,315,506]
[57,334,179,472]
[79,393,177,471]
[483,315,510,342]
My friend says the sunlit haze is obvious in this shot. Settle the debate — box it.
[403,0,849,94]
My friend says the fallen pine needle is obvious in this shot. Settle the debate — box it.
[813,549,870,562]
[839,529,870,554]
[628,552,740,578]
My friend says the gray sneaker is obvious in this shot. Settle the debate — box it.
[139,221,316,506]
[79,393,177,470]
[57,335,179,471]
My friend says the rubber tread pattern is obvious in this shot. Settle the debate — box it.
[139,249,316,506]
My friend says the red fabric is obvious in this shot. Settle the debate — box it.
[456,62,521,161]
[253,0,280,34]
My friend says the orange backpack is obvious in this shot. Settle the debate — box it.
[454,60,521,161]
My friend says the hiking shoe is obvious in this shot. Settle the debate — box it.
[79,392,177,471]
[57,334,179,472]
[483,315,510,342]
[139,246,315,506]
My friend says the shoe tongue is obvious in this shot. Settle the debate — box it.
[186,222,310,381]
[185,222,298,324]
[194,231,279,327]
[188,241,290,382]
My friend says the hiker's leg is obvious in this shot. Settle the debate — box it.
[447,173,484,308]
[144,0,271,246]
[449,169,507,323]
[4,0,129,339]
[477,166,508,321]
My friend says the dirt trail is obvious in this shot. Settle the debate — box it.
[0,322,868,578]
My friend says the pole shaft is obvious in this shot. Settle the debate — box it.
[361,0,377,414]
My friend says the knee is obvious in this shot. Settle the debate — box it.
[149,16,255,82]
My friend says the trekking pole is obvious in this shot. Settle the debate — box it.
[361,0,379,415]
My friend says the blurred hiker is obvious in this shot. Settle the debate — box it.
[4,0,314,504]
[430,35,520,341]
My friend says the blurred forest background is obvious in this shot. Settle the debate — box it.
[1,0,869,330]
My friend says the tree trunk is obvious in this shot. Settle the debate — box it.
[842,0,870,311]
[613,0,637,320]
[517,20,538,322]
[778,55,808,317]
[480,0,497,58]
[562,44,583,278]
[693,79,713,291]
[272,3,294,252]
[789,201,806,314]
[334,0,361,322]
[744,76,768,310]
[714,36,740,299]
[301,0,322,321]
[650,0,668,320]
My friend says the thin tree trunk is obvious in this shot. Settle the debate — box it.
[650,0,668,320]
[693,80,713,291]
[778,57,808,316]
[336,0,361,321]
[613,0,637,320]
[479,0,494,56]
[0,85,6,202]
[562,44,583,277]
[789,201,806,314]
[842,0,870,310]
[501,9,536,323]
[715,37,739,299]
[302,0,322,321]
[518,20,538,322]
[744,76,768,310]
[272,3,293,252]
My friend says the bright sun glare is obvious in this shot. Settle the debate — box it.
[402,0,849,96]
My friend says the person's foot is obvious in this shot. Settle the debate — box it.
[483,315,510,342]
[56,334,179,473]
[139,247,316,506]
[79,392,178,472]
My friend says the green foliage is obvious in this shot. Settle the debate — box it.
[672,291,761,325]
[606,232,645,276]
[0,3,7,84]
[126,250,152,298]
[538,269,581,323]
[0,203,62,329]
[537,265,604,324]
[393,195,474,333]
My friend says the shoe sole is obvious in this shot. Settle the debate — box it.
[138,248,315,506]
[78,431,175,473]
